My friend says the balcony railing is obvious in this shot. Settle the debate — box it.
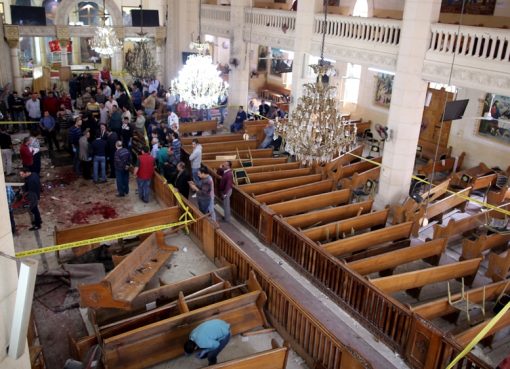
[245,8,296,33]
[314,14,402,46]
[428,23,510,63]
[201,4,231,23]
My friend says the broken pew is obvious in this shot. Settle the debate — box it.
[78,232,179,309]
[323,145,364,179]
[347,239,447,276]
[206,339,289,369]
[370,258,482,297]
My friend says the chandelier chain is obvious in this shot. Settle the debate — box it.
[321,0,328,61]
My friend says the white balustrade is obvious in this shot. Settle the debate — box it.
[429,23,510,63]
[244,8,296,33]
[314,14,402,46]
[202,4,231,23]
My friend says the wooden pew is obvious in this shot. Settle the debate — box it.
[285,200,374,229]
[247,167,313,183]
[244,120,269,147]
[203,157,288,170]
[322,222,413,258]
[353,120,371,136]
[207,339,289,369]
[54,207,181,257]
[487,250,510,281]
[423,187,471,223]
[239,174,322,196]
[181,134,244,145]
[303,209,389,243]
[411,280,510,320]
[78,232,179,309]
[92,263,236,327]
[102,273,269,369]
[201,148,273,161]
[488,185,510,206]
[417,139,452,161]
[268,189,351,217]
[347,239,447,276]
[256,180,335,205]
[370,258,482,295]
[183,139,258,153]
[416,153,465,177]
[323,145,364,178]
[179,120,218,134]
[451,162,496,190]
[461,233,510,260]
[455,309,510,347]
[339,166,381,189]
[432,210,492,240]
[337,156,382,181]
[243,162,300,174]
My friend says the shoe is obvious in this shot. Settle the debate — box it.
[29,226,41,231]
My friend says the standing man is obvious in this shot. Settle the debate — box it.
[190,166,216,221]
[39,110,60,151]
[114,140,130,197]
[217,161,233,223]
[134,146,155,203]
[167,108,179,132]
[25,93,41,122]
[68,118,83,175]
[0,127,14,176]
[19,167,42,231]
[183,319,231,366]
[91,133,107,183]
[189,139,202,185]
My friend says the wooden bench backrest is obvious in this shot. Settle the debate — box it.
[471,173,497,190]
[179,120,217,134]
[181,134,244,145]
[370,258,482,293]
[285,200,374,229]
[201,148,273,161]
[455,309,510,347]
[487,250,510,281]
[269,189,351,217]
[424,187,471,220]
[256,180,334,205]
[304,209,389,242]
[207,340,289,369]
[243,162,300,174]
[488,185,510,205]
[323,145,364,174]
[103,290,268,369]
[183,140,257,153]
[248,168,313,183]
[461,233,510,260]
[412,280,510,320]
[203,157,288,170]
[432,210,491,240]
[348,238,447,276]
[322,222,413,257]
[417,157,457,176]
[240,174,322,196]
[338,157,382,180]
[417,139,452,161]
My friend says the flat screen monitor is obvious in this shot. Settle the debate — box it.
[10,5,46,26]
[442,99,469,121]
[131,9,159,27]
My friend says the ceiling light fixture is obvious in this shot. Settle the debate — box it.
[89,0,122,58]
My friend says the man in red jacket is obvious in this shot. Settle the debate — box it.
[217,161,233,223]
[133,146,155,203]
[20,137,33,171]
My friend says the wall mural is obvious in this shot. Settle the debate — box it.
[374,73,393,108]
[440,0,496,15]
[478,93,510,144]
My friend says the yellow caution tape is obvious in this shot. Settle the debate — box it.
[347,152,510,217]
[445,299,510,369]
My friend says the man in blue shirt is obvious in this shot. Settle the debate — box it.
[183,319,231,366]
[230,106,247,133]
[39,110,60,151]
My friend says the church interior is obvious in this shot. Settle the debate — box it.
[0,0,510,369]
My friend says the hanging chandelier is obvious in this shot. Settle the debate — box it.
[277,0,356,165]
[171,1,228,109]
[89,0,122,58]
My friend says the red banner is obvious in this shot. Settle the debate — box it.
[48,40,72,53]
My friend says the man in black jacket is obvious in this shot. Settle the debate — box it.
[91,133,107,183]
[106,128,119,178]
[20,167,42,231]
[114,140,131,197]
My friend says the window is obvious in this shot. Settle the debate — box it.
[353,0,368,17]
[343,63,361,104]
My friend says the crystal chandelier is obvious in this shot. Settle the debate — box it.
[89,0,122,58]
[171,1,228,109]
[277,1,356,165]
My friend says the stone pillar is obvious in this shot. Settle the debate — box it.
[155,27,166,84]
[4,25,22,93]
[71,37,81,65]
[38,37,47,66]
[111,27,124,74]
[0,25,13,88]
[290,0,323,111]
[56,26,70,67]
[375,0,442,208]
[165,0,182,86]
[227,0,250,116]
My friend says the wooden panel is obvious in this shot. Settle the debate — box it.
[322,222,413,257]
[269,189,351,217]
[348,239,447,276]
[78,232,179,309]
[201,148,273,161]
[424,187,471,219]
[181,134,244,145]
[248,168,313,183]
[179,120,217,134]
[461,233,510,260]
[203,157,288,170]
[256,180,334,205]
[184,140,257,153]
[243,162,300,174]
[285,200,373,229]
[370,258,482,293]
[207,346,288,369]
[432,210,491,240]
[240,174,323,196]
[338,156,382,180]
[324,145,364,174]
[455,309,510,347]
[304,209,389,242]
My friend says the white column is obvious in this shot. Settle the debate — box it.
[71,37,81,65]
[155,44,165,83]
[111,48,123,73]
[59,40,69,67]
[375,0,442,208]
[227,0,250,111]
[165,0,182,85]
[290,0,323,111]
[9,44,23,94]
[0,26,13,87]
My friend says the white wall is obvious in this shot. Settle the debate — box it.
[352,66,390,126]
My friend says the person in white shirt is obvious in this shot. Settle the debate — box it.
[25,93,41,121]
[121,106,132,123]
[103,83,112,98]
[167,109,179,131]
[148,79,160,94]
[105,96,118,113]
[99,103,109,125]
[151,137,159,158]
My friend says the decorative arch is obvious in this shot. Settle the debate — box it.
[55,0,122,26]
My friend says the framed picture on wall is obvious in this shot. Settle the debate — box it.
[478,93,510,144]
[440,0,496,15]
[374,73,393,108]
[122,6,138,26]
